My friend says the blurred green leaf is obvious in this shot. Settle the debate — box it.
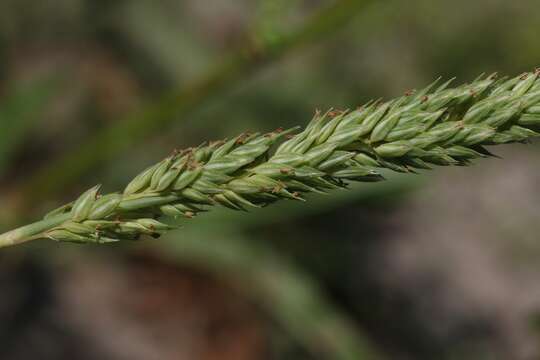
[16,0,376,214]
[154,230,383,360]
[251,0,302,44]
[0,78,57,176]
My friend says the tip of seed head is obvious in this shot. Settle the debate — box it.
[292,192,304,200]
[328,109,344,118]
[210,139,225,147]
[235,133,248,145]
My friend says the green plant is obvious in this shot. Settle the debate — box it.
[1,69,539,248]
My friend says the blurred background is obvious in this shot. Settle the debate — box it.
[0,0,539,359]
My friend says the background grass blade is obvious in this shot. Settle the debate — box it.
[155,231,382,360]
[14,0,375,213]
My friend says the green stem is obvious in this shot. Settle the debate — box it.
[0,213,70,248]
[0,194,182,248]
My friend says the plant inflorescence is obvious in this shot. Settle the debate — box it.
[1,69,539,248]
